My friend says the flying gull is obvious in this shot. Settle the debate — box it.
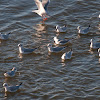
[33,0,50,21]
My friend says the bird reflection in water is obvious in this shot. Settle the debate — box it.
[18,53,23,59]
[89,49,94,54]
[98,24,100,31]
[99,58,100,63]
[34,23,47,33]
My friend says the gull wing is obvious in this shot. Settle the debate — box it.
[6,71,15,76]
[24,48,34,52]
[59,39,70,44]
[52,47,65,52]
[42,0,50,11]
[34,0,45,12]
[9,86,20,92]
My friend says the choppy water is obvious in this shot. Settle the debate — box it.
[0,0,100,99]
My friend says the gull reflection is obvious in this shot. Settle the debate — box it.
[34,23,47,33]
[98,24,100,31]
[99,58,100,63]
[18,53,23,59]
[89,49,94,54]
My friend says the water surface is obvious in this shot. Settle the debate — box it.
[0,0,100,99]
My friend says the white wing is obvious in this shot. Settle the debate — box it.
[34,0,46,14]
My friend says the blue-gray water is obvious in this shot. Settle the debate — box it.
[0,0,100,99]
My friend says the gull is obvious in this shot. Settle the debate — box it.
[61,49,73,60]
[53,36,71,45]
[77,25,90,34]
[18,44,37,54]
[90,39,100,49]
[33,0,50,21]
[56,25,67,33]
[0,33,11,40]
[47,43,66,53]
[98,48,100,57]
[3,83,22,92]
[99,14,100,21]
[4,67,17,78]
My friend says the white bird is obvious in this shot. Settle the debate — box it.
[98,48,100,57]
[18,44,37,54]
[33,0,50,21]
[90,39,100,49]
[61,49,73,60]
[0,33,11,40]
[3,83,22,92]
[53,36,71,45]
[4,67,17,78]
[99,14,100,19]
[56,25,67,33]
[77,25,90,34]
[47,43,66,53]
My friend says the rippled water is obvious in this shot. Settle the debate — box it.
[0,0,100,99]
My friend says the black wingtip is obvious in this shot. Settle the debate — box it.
[89,25,90,27]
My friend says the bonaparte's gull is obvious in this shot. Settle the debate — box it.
[77,25,90,34]
[0,33,11,40]
[33,0,50,21]
[18,44,37,54]
[47,43,66,53]
[61,49,73,60]
[4,67,17,78]
[53,36,71,45]
[90,39,100,49]
[3,83,22,92]
[56,25,67,33]
[98,48,100,57]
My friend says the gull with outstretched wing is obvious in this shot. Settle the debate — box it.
[33,0,50,21]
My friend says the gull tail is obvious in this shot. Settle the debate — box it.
[34,48,38,50]
[8,33,11,35]
[88,25,90,28]
[63,46,67,49]
[19,83,22,86]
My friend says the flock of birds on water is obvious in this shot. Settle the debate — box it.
[0,0,100,94]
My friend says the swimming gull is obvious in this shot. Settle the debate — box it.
[56,25,67,33]
[61,49,73,60]
[90,39,100,49]
[4,67,17,78]
[53,36,71,45]
[0,33,11,40]
[18,44,37,54]
[3,83,22,92]
[77,25,90,34]
[98,48,100,57]
[33,0,50,21]
[47,43,66,53]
